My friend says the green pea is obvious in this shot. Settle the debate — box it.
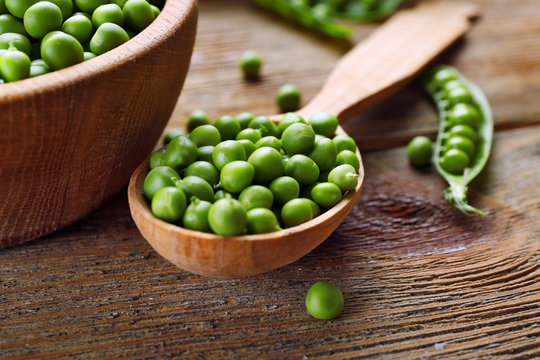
[0,14,27,36]
[189,124,221,147]
[285,154,320,185]
[196,145,215,164]
[448,124,479,144]
[332,134,357,153]
[328,164,358,191]
[238,185,273,211]
[110,0,128,8]
[149,149,165,169]
[269,176,300,205]
[214,189,233,202]
[281,122,315,155]
[432,68,458,89]
[315,134,328,143]
[446,136,476,159]
[220,160,255,193]
[448,103,481,129]
[92,4,124,28]
[406,136,433,167]
[239,50,262,79]
[236,128,262,143]
[150,4,160,18]
[445,84,473,105]
[208,198,247,236]
[23,2,63,39]
[309,137,337,171]
[182,197,212,232]
[74,0,107,14]
[177,176,214,203]
[276,84,301,112]
[143,166,179,201]
[184,161,220,187]
[41,31,83,70]
[5,0,38,18]
[247,147,284,184]
[278,112,306,136]
[306,198,321,218]
[212,140,246,171]
[281,198,313,228]
[123,0,155,33]
[440,148,470,174]
[248,115,279,138]
[151,187,187,223]
[311,182,342,208]
[237,139,256,158]
[47,0,73,20]
[305,281,344,320]
[83,51,95,61]
[309,112,338,138]
[213,115,241,141]
[162,135,197,170]
[246,208,280,234]
[0,45,29,82]
[29,62,49,77]
[164,128,186,144]
[335,150,360,172]
[72,11,91,20]
[0,32,31,56]
[235,112,254,130]
[90,23,129,56]
[187,109,209,132]
[255,136,281,151]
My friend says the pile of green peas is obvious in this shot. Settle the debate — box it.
[0,0,162,84]
[144,110,361,236]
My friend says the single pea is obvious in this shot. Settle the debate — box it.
[149,149,165,169]
[5,0,38,18]
[212,140,246,171]
[305,281,344,320]
[237,139,256,158]
[213,115,241,141]
[214,189,233,202]
[248,115,279,138]
[151,187,187,223]
[90,23,129,56]
[235,112,254,130]
[238,185,273,211]
[315,134,328,143]
[150,4,160,18]
[311,182,342,208]
[281,122,315,155]
[281,198,313,228]
[269,176,300,205]
[278,112,306,136]
[208,198,247,236]
[92,4,124,28]
[74,0,108,14]
[448,103,481,129]
[285,154,320,185]
[72,11,91,20]
[162,135,198,170]
[239,49,262,79]
[177,176,214,203]
[448,124,479,144]
[0,14,27,36]
[41,31,83,70]
[123,0,155,33]
[143,166,180,201]
[309,112,338,138]
[276,84,301,112]
[432,68,458,89]
[186,109,209,132]
[306,198,321,218]
[236,128,262,143]
[445,85,473,105]
[246,208,281,234]
[164,128,186,144]
[184,161,220,187]
[182,197,212,232]
[247,147,284,184]
[255,136,281,151]
[440,148,470,175]
[446,135,476,159]
[0,32,31,56]
[83,51,95,61]
[335,150,360,172]
[189,124,221,147]
[406,136,433,167]
[332,134,357,153]
[196,145,215,164]
[29,62,49,77]
[220,160,255,193]
[309,137,337,171]
[23,2,62,39]
[0,45,29,82]
[328,164,358,191]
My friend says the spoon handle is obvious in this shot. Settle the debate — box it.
[295,1,480,122]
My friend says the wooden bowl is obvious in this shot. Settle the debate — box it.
[128,126,364,278]
[0,0,198,248]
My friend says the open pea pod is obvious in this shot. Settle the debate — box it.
[422,65,494,215]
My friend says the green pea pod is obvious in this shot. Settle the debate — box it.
[332,0,404,22]
[422,65,493,215]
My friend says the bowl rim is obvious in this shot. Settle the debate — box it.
[0,0,197,98]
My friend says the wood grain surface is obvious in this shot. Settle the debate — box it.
[1,0,539,358]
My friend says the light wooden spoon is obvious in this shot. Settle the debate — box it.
[128,1,479,277]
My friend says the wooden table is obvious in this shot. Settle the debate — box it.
[2,0,539,358]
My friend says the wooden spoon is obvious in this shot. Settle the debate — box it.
[128,1,479,278]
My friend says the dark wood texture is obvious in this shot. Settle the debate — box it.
[0,0,198,248]
[1,0,539,358]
